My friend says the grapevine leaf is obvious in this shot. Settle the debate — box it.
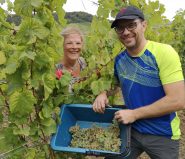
[98,50,111,65]
[55,0,67,26]
[0,94,5,107]
[9,90,36,117]
[42,73,55,100]
[41,105,52,118]
[53,94,66,106]
[5,53,20,74]
[14,0,32,16]
[0,110,3,122]
[25,148,36,159]
[16,18,50,44]
[129,0,139,7]
[41,119,56,135]
[2,127,21,146]
[97,6,109,18]
[40,118,54,127]
[7,0,14,11]
[30,67,44,89]
[13,126,30,136]
[7,68,24,95]
[21,61,31,81]
[87,55,96,68]
[0,16,13,29]
[91,80,111,95]
[31,0,43,8]
[19,50,36,60]
[0,25,11,37]
[26,35,37,45]
[112,42,123,57]
[9,113,28,124]
[29,123,38,136]
[46,46,61,63]
[59,72,72,87]
[0,51,6,65]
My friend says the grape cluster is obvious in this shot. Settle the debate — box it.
[69,120,121,152]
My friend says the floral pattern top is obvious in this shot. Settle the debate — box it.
[55,57,86,92]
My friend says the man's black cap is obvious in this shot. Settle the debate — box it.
[111,6,144,28]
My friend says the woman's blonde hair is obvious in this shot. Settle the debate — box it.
[61,26,84,42]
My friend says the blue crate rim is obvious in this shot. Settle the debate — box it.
[50,104,131,157]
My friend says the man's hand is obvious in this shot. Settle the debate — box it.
[93,91,108,113]
[114,109,137,124]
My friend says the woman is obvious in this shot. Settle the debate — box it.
[55,26,86,91]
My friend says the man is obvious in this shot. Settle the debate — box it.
[93,6,185,159]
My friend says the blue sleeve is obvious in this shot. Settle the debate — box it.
[114,58,119,83]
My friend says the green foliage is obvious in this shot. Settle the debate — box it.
[14,0,43,16]
[170,10,185,75]
[9,89,36,117]
[91,79,112,95]
[0,51,6,64]
[0,0,66,158]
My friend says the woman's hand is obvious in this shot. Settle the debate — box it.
[93,91,109,113]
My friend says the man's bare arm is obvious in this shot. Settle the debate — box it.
[134,80,185,119]
[115,81,185,124]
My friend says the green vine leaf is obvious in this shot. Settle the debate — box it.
[14,0,33,16]
[16,18,50,44]
[13,125,30,136]
[2,127,21,146]
[91,80,111,95]
[42,73,55,100]
[0,16,13,29]
[0,51,6,65]
[59,71,72,87]
[19,50,36,60]
[7,68,25,94]
[31,0,43,8]
[9,89,36,117]
[54,0,67,26]
[41,105,53,118]
[5,55,20,74]
[25,148,36,159]
[0,95,5,107]
[40,118,56,135]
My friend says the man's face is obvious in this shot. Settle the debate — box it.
[114,19,146,50]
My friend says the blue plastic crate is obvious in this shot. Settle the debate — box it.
[50,104,130,158]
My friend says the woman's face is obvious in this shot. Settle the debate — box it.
[63,33,83,61]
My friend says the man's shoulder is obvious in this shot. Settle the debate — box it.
[146,41,176,58]
[115,50,127,61]
[148,41,173,51]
